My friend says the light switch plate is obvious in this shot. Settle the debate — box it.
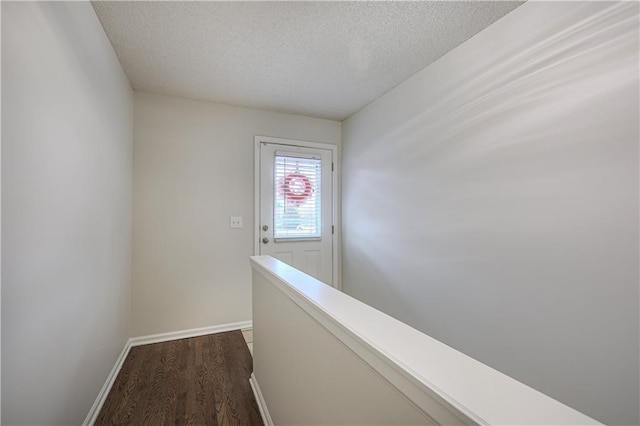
[230,216,243,228]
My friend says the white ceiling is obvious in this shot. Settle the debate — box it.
[93,1,523,121]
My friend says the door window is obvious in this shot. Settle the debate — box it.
[273,153,322,240]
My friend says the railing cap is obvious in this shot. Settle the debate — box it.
[251,255,601,426]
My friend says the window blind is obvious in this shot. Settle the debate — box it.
[274,153,322,239]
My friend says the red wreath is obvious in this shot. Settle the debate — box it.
[283,173,312,203]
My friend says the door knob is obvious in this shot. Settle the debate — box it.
[262,237,269,244]
[262,225,269,231]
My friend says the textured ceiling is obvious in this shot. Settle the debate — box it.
[93,1,523,121]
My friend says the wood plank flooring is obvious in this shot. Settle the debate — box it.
[95,330,263,425]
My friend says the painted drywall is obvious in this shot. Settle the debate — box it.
[2,2,133,424]
[252,265,430,425]
[341,2,639,425]
[133,92,340,336]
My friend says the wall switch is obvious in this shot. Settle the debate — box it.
[230,216,243,228]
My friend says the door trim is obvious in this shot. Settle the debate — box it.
[254,136,341,290]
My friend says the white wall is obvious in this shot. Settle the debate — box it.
[133,92,340,337]
[2,2,133,425]
[252,255,600,426]
[252,262,431,426]
[341,2,638,425]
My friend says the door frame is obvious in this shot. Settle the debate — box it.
[254,135,341,290]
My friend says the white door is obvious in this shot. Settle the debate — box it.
[258,140,334,285]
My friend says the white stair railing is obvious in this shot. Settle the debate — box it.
[250,255,601,426]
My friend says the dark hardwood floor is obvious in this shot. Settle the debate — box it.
[95,330,263,425]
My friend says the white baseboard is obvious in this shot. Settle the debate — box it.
[83,340,132,426]
[84,321,252,425]
[250,372,274,426]
[129,320,253,347]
